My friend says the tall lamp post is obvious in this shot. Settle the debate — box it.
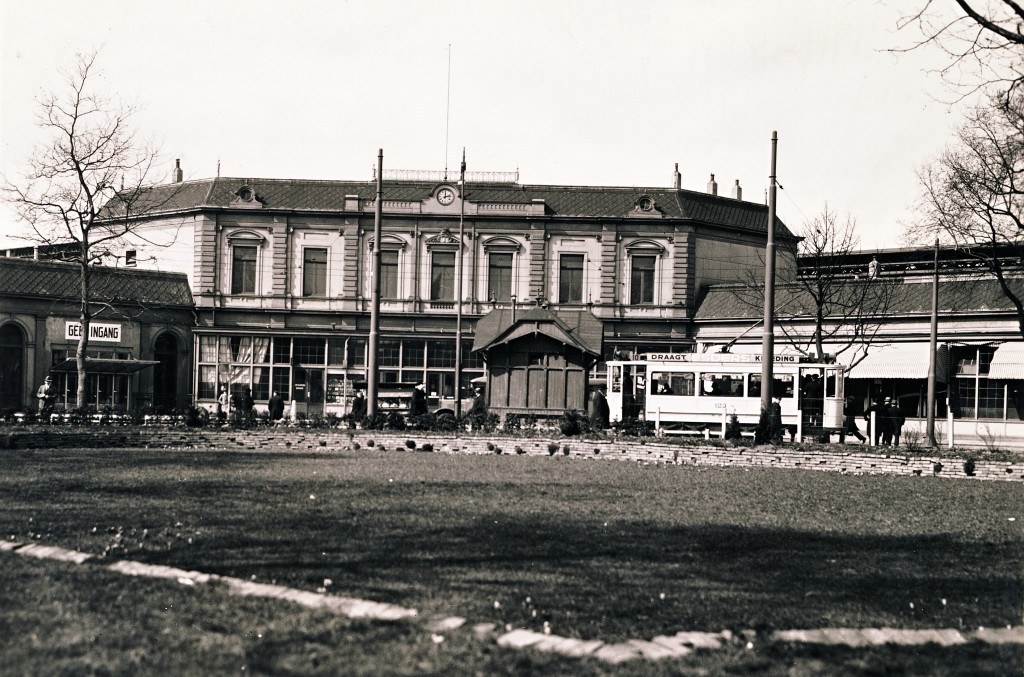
[759,131,779,415]
[367,149,384,417]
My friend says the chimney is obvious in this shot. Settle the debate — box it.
[732,180,742,201]
[673,163,681,189]
[172,159,183,183]
[707,173,718,196]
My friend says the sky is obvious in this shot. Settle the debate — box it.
[0,0,975,251]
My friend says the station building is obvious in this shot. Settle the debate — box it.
[103,168,795,418]
[0,257,193,413]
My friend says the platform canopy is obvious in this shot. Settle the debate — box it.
[988,343,1024,380]
[845,343,948,382]
[51,358,159,375]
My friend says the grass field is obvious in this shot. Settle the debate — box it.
[1,447,1021,675]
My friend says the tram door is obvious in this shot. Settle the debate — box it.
[821,366,845,428]
[799,366,845,429]
[607,363,647,421]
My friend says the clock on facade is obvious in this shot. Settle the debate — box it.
[436,187,456,205]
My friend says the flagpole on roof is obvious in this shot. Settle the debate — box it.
[455,148,467,417]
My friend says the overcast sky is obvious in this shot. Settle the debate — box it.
[1,1,973,251]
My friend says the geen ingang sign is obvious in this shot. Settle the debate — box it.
[65,321,121,343]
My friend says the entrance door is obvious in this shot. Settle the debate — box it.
[153,333,178,411]
[0,324,24,411]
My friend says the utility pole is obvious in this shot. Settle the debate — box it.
[926,237,939,447]
[759,131,779,415]
[455,148,467,417]
[367,149,384,417]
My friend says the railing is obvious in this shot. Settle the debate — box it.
[373,168,519,184]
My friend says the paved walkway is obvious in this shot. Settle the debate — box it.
[4,540,1022,664]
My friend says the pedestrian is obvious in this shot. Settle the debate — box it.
[349,390,367,427]
[242,386,255,424]
[841,396,867,443]
[268,390,284,422]
[36,376,55,417]
[768,397,783,444]
[888,397,906,447]
[864,398,892,445]
[217,385,230,423]
[588,386,610,430]
[409,383,428,417]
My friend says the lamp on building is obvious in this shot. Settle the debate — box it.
[511,293,517,322]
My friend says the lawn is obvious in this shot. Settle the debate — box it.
[1,447,1021,675]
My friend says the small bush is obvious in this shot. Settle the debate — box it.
[367,439,375,447]
[352,442,361,450]
[933,462,943,475]
[562,445,570,456]
[547,442,559,456]
[405,439,416,449]
[724,413,742,440]
[963,457,976,476]
[420,443,433,453]
[487,442,495,451]
[515,446,524,455]
[494,446,503,455]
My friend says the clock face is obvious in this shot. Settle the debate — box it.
[437,187,455,205]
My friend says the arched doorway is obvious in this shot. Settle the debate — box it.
[0,324,26,411]
[153,333,179,411]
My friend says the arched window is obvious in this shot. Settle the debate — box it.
[0,324,26,411]
[624,240,666,305]
[226,231,266,295]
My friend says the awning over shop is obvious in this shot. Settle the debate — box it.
[988,343,1024,379]
[51,358,159,375]
[846,343,948,382]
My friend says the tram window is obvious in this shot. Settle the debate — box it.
[610,366,622,393]
[825,372,837,398]
[748,373,795,398]
[701,373,743,397]
[650,372,694,396]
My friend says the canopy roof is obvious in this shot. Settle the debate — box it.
[51,358,159,375]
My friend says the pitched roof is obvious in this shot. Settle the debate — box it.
[115,177,794,238]
[0,258,193,307]
[473,306,603,355]
[694,277,1024,321]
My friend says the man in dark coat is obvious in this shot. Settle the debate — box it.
[887,397,906,447]
[840,396,867,443]
[268,391,285,422]
[589,387,610,430]
[409,383,428,417]
[349,390,367,426]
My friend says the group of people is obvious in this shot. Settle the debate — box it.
[216,385,281,425]
[843,395,906,446]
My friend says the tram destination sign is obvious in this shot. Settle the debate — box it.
[642,352,799,363]
[65,321,122,343]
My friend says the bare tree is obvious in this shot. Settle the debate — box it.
[729,205,898,369]
[2,51,174,408]
[916,92,1024,337]
[895,0,1024,98]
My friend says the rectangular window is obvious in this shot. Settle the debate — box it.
[558,254,584,303]
[231,246,257,295]
[125,250,137,267]
[630,255,656,304]
[379,340,400,367]
[348,339,366,367]
[402,340,425,368]
[430,251,455,300]
[651,372,695,396]
[381,250,399,298]
[198,365,216,400]
[488,253,513,302]
[293,338,325,365]
[272,337,291,364]
[747,373,795,399]
[427,340,456,368]
[302,247,328,297]
[327,338,346,366]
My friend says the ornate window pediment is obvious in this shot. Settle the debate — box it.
[624,239,665,256]
[482,236,521,253]
[226,230,266,245]
[367,234,408,251]
[425,228,461,250]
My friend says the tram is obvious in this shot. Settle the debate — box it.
[605,352,845,440]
